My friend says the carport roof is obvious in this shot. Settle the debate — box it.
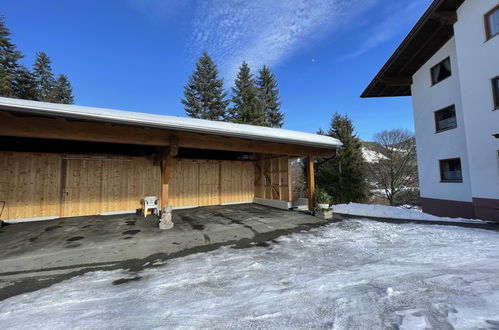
[0,97,342,150]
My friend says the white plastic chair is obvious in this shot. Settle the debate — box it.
[143,196,160,217]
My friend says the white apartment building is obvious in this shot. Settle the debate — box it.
[363,0,499,221]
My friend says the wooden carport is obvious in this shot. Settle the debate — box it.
[0,97,341,221]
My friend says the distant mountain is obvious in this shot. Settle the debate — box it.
[361,141,386,163]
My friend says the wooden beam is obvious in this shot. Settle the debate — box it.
[287,158,293,202]
[431,11,457,25]
[306,156,315,211]
[0,111,336,157]
[159,137,179,209]
[380,76,413,86]
[396,24,445,74]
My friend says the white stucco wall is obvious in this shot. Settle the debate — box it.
[454,0,499,200]
[411,37,473,202]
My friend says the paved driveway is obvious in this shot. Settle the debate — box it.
[0,204,328,300]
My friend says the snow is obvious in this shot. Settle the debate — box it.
[0,97,341,149]
[333,203,487,223]
[1,219,499,329]
[362,147,387,163]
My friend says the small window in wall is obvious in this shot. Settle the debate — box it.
[493,76,499,110]
[439,158,463,182]
[485,4,499,40]
[434,105,457,132]
[431,58,452,85]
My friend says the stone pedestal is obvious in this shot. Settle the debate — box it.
[159,206,174,230]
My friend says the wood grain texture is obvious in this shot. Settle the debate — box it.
[220,161,255,204]
[0,152,62,220]
[253,155,291,202]
[169,159,199,208]
[0,152,160,220]
[0,111,337,156]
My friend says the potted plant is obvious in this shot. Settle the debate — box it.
[314,188,332,209]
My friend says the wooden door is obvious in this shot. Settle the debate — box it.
[198,161,221,206]
[61,159,103,217]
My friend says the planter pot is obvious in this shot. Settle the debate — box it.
[315,209,333,220]
[317,203,330,209]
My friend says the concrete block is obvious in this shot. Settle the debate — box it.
[253,198,292,210]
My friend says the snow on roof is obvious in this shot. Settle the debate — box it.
[0,97,342,149]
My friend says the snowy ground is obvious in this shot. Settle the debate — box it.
[334,202,487,223]
[1,219,499,329]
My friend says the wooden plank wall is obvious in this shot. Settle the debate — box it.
[169,159,255,208]
[0,152,160,220]
[0,152,257,219]
[221,161,254,204]
[169,159,200,208]
[0,152,62,220]
[61,157,161,217]
[254,155,292,202]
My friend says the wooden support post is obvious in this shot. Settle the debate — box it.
[306,155,315,211]
[160,136,179,210]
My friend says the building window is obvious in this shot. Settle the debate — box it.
[493,76,499,110]
[439,158,463,182]
[431,57,452,85]
[434,105,457,132]
[485,4,499,40]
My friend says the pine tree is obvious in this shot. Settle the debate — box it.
[13,65,37,100]
[0,15,23,97]
[316,113,369,204]
[228,61,264,125]
[48,74,74,104]
[181,52,228,120]
[33,52,55,101]
[256,65,284,128]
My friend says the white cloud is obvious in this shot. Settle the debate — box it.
[188,0,378,82]
[130,0,426,82]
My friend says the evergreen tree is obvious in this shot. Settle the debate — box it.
[316,113,369,204]
[13,65,37,100]
[33,52,55,101]
[256,65,284,127]
[228,61,264,125]
[48,74,74,104]
[181,52,228,120]
[0,15,22,97]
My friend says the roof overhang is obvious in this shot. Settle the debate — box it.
[0,97,342,157]
[361,0,464,98]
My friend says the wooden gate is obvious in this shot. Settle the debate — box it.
[61,158,103,217]
[61,157,161,217]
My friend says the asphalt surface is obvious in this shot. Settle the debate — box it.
[0,204,329,301]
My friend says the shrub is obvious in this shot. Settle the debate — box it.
[315,187,332,205]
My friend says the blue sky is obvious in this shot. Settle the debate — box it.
[1,0,432,141]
